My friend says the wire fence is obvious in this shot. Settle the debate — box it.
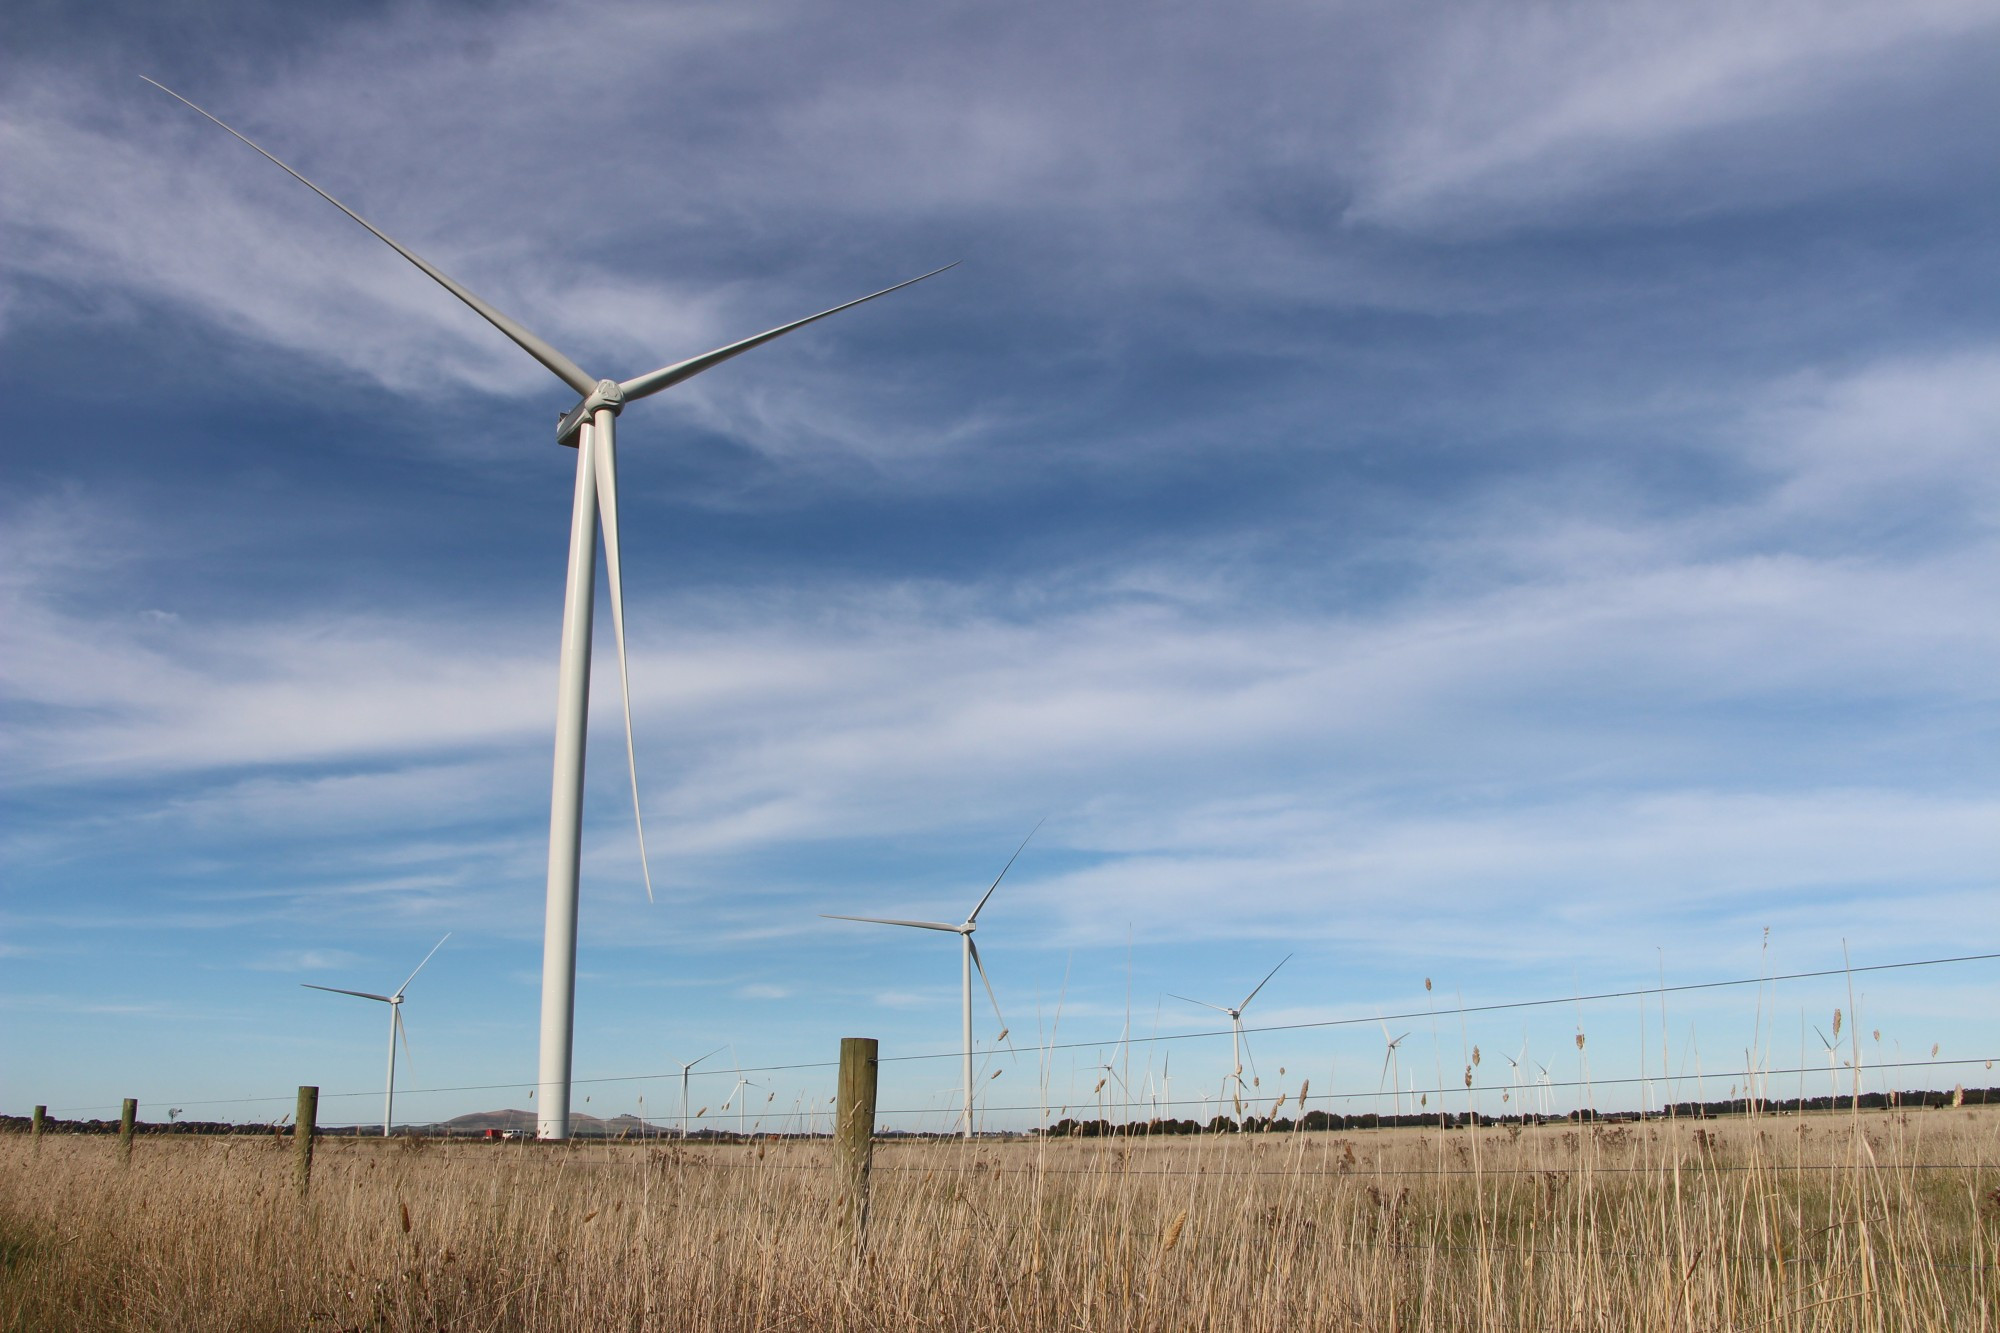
[22,948,1999,1128]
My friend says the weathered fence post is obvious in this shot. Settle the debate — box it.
[31,1105,45,1148]
[294,1086,319,1198]
[834,1037,879,1253]
[118,1098,137,1163]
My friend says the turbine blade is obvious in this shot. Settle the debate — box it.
[688,1046,725,1071]
[1378,1047,1394,1091]
[1168,994,1233,1016]
[819,914,961,933]
[392,932,452,999]
[1237,953,1291,1011]
[618,264,957,403]
[141,78,596,396]
[966,815,1043,924]
[968,938,1007,1037]
[301,984,393,1003]
[591,414,654,902]
[396,1007,414,1068]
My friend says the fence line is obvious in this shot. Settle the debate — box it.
[25,948,1998,1121]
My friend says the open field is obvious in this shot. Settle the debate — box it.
[3,1110,1996,1332]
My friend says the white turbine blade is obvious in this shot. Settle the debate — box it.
[618,264,958,404]
[1378,1046,1395,1091]
[686,1046,725,1071]
[302,983,393,1003]
[1239,1025,1261,1085]
[395,1007,414,1068]
[1237,953,1292,1011]
[393,932,452,999]
[142,79,596,396]
[591,414,654,902]
[967,938,1008,1037]
[1168,993,1233,1016]
[819,913,961,933]
[966,816,1043,925]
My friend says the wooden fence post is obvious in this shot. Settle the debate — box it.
[294,1086,319,1198]
[31,1105,45,1147]
[834,1037,879,1253]
[118,1098,137,1163]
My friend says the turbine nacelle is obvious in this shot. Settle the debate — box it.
[556,380,629,447]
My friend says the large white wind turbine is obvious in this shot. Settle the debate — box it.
[1170,954,1291,1105]
[302,933,450,1136]
[820,823,1040,1140]
[147,82,952,1139]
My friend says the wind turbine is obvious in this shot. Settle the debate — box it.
[1170,954,1291,1103]
[1503,1038,1528,1111]
[820,822,1039,1140]
[146,82,953,1141]
[1377,1024,1411,1120]
[302,934,450,1137]
[1090,1050,1129,1124]
[1814,1026,1842,1103]
[723,1075,759,1138]
[673,1047,724,1141]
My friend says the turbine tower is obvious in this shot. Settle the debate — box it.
[302,934,450,1136]
[147,81,952,1139]
[821,822,1040,1139]
[1170,954,1291,1104]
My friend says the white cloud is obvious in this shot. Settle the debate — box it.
[244,948,359,973]
[1343,0,2000,230]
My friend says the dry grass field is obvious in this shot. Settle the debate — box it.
[3,1109,1996,1331]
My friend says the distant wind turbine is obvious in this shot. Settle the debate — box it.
[1091,1049,1128,1122]
[673,1047,724,1141]
[145,79,953,1141]
[1377,1024,1411,1119]
[302,934,450,1137]
[1814,1026,1841,1102]
[723,1075,759,1138]
[821,821,1040,1139]
[1171,954,1291,1102]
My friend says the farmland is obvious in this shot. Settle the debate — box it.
[3,1108,1995,1331]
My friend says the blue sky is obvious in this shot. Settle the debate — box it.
[4,0,1998,1133]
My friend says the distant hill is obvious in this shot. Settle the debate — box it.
[429,1109,661,1137]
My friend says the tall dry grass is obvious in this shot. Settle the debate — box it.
[2,1109,1995,1331]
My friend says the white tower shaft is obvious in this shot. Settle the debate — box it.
[384,1004,399,1137]
[538,420,601,1140]
[961,933,975,1139]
